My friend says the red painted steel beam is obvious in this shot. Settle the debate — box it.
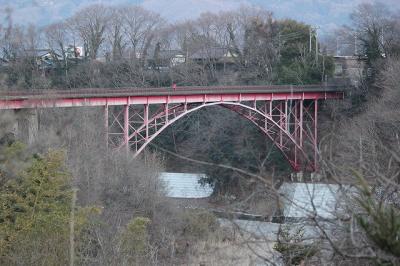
[104,105,108,150]
[0,84,344,99]
[0,92,344,110]
[314,100,318,171]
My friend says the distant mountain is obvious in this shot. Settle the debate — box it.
[1,0,399,35]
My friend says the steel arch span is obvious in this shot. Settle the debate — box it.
[0,85,344,171]
[107,99,320,172]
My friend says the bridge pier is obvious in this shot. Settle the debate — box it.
[0,109,38,145]
[15,109,39,145]
[0,110,17,144]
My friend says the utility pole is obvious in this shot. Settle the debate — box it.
[184,33,189,64]
[381,26,385,56]
[315,27,319,64]
[354,34,357,55]
[309,27,312,53]
[359,136,363,174]
[336,37,339,56]
[322,53,325,82]
[278,32,281,57]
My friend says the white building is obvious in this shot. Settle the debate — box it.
[159,172,213,199]
[278,182,352,220]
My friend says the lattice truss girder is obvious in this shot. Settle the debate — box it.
[105,99,318,171]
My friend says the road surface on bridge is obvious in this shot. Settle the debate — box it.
[0,84,344,110]
[0,84,342,99]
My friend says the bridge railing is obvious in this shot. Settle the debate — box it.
[0,84,344,100]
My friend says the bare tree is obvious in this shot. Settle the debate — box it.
[107,7,126,61]
[71,4,111,59]
[121,6,163,64]
[351,2,389,58]
[0,8,25,61]
[44,22,70,62]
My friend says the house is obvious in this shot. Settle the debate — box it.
[190,47,237,62]
[25,49,63,70]
[189,47,238,71]
[65,45,84,59]
[159,172,213,199]
[148,50,186,70]
[332,56,366,86]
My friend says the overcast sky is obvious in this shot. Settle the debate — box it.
[1,0,399,35]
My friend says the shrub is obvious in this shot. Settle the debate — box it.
[0,146,100,266]
[181,210,219,239]
[119,217,152,263]
[354,174,400,265]
[273,225,319,265]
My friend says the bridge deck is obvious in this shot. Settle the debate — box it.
[0,85,343,99]
[0,85,344,109]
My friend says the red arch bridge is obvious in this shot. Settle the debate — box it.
[0,85,344,172]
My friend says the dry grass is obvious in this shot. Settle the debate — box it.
[185,228,281,266]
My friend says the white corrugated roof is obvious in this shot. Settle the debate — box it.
[160,172,213,198]
[279,183,341,219]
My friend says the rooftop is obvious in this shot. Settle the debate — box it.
[159,172,213,199]
[151,50,185,60]
[279,182,348,219]
[190,47,234,60]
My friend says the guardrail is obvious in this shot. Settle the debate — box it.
[0,84,344,100]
